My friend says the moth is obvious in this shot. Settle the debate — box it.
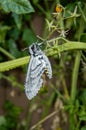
[25,43,52,100]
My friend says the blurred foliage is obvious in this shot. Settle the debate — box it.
[0,100,22,130]
[0,0,86,130]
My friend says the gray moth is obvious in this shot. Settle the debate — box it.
[25,43,52,100]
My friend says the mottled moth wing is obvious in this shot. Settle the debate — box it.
[25,43,52,100]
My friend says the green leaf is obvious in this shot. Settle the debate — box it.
[79,115,86,121]
[8,39,21,58]
[22,28,37,45]
[79,89,86,105]
[12,13,22,29]
[0,24,10,43]
[8,28,20,40]
[0,0,34,14]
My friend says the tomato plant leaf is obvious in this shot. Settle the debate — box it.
[0,0,34,14]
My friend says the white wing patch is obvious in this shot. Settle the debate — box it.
[25,43,52,100]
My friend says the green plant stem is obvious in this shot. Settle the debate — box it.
[70,51,81,102]
[69,4,86,129]
[77,2,86,22]
[0,47,15,60]
[25,100,35,130]
[69,52,81,130]
[41,92,55,118]
[50,83,66,102]
[46,42,86,56]
[36,4,47,16]
[1,73,23,89]
[0,56,29,72]
[0,41,86,72]
[59,13,65,34]
[61,75,69,100]
[69,2,85,102]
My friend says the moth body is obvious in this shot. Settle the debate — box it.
[25,43,52,100]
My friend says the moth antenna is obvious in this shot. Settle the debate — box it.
[21,47,29,51]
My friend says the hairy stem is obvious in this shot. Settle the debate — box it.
[0,41,86,72]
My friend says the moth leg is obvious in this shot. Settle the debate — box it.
[44,68,49,75]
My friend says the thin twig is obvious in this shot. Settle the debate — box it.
[30,110,60,130]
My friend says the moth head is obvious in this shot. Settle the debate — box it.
[29,43,41,55]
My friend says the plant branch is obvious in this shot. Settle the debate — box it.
[70,51,81,102]
[0,47,15,60]
[77,2,86,22]
[0,40,86,72]
[30,110,59,130]
[0,56,29,72]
